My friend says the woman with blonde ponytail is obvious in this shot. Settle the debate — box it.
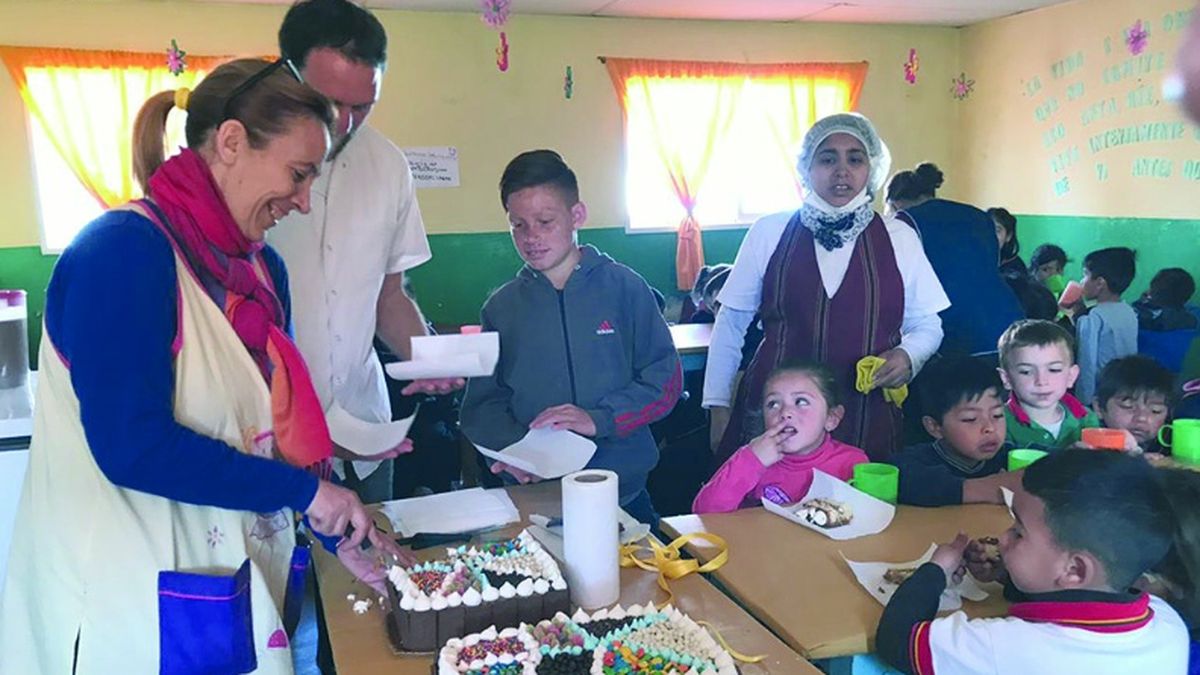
[0,57,405,673]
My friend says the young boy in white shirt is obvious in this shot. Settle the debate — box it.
[877,449,1189,674]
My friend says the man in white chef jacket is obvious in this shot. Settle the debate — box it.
[271,0,462,503]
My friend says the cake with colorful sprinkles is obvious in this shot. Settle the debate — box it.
[386,530,570,653]
[434,602,738,675]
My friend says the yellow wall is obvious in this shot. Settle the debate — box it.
[959,0,1197,217]
[0,1,962,247]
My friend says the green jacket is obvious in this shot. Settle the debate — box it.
[1004,394,1099,451]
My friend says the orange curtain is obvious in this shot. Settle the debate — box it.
[0,47,229,208]
[605,58,868,290]
[606,59,745,291]
[749,62,868,196]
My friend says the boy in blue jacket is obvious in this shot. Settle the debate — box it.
[460,150,682,524]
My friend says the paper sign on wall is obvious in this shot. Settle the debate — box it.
[403,146,460,188]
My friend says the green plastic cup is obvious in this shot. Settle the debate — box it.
[1159,419,1200,465]
[1008,448,1048,471]
[850,463,899,504]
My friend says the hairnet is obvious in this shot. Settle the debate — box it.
[796,112,892,197]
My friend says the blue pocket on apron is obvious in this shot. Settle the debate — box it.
[158,558,257,675]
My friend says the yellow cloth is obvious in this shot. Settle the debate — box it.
[855,355,908,407]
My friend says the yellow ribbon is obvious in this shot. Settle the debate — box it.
[855,355,908,407]
[618,532,765,664]
[174,87,191,111]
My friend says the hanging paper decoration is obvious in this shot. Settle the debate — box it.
[951,72,975,100]
[903,49,919,85]
[564,66,574,99]
[166,39,187,76]
[480,0,512,73]
[1126,19,1149,56]
[496,32,510,72]
[480,0,511,30]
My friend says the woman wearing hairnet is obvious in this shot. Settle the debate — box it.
[703,113,950,462]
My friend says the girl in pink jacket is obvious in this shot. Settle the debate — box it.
[694,362,869,513]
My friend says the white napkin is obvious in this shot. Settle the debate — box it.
[843,543,990,612]
[326,403,417,457]
[384,332,499,380]
[474,428,598,480]
[761,470,895,540]
[378,488,519,539]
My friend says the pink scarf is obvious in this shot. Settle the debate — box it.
[146,149,331,475]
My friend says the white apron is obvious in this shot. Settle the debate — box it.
[0,208,301,674]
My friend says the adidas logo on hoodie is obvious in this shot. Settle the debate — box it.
[596,320,616,335]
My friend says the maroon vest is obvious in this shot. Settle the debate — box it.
[718,210,905,462]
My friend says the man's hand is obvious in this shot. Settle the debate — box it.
[332,438,413,462]
[401,378,465,396]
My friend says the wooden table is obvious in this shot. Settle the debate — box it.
[314,482,820,674]
[661,504,1015,660]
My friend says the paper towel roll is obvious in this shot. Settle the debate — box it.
[561,469,620,609]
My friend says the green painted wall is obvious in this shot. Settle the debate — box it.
[0,246,55,367]
[0,226,751,364]
[4,215,1195,366]
[1014,214,1200,300]
[408,226,750,326]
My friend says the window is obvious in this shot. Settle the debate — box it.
[607,59,868,232]
[1,47,223,253]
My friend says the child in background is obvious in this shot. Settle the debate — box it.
[877,449,1190,674]
[1074,247,1138,404]
[988,207,1027,278]
[890,356,1020,507]
[999,320,1099,451]
[1003,271,1059,321]
[1030,244,1069,298]
[460,150,682,525]
[1093,355,1173,454]
[1135,268,1199,332]
[692,361,868,513]
[686,265,730,324]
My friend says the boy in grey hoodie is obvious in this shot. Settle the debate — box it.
[460,150,682,524]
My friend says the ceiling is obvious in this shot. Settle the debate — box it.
[203,0,1078,27]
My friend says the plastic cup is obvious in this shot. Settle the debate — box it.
[1159,419,1200,465]
[1058,280,1084,308]
[1081,427,1127,451]
[850,463,899,504]
[1008,449,1048,471]
[459,324,483,334]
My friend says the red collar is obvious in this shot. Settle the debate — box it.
[1008,592,1154,633]
[1006,393,1089,426]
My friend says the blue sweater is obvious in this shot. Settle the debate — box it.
[45,211,318,514]
[902,200,1024,356]
[890,440,1010,507]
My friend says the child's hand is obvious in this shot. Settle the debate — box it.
[747,420,792,467]
[964,536,1006,583]
[931,533,969,582]
[530,404,597,437]
[491,461,540,484]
